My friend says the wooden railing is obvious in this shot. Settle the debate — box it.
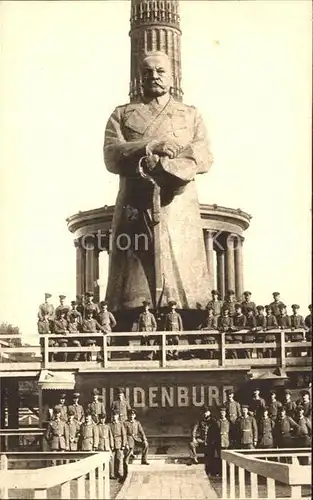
[0,428,44,452]
[0,330,311,371]
[221,448,311,499]
[0,451,110,499]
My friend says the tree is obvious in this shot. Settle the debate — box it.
[0,322,22,347]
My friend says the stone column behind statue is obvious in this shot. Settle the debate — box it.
[103,51,214,311]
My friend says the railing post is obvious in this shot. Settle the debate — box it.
[250,472,258,498]
[161,333,167,367]
[266,477,276,498]
[97,464,104,499]
[238,466,245,498]
[60,481,71,500]
[103,335,107,368]
[221,331,226,367]
[34,489,47,499]
[0,454,8,500]
[280,330,286,368]
[89,469,96,499]
[222,459,227,498]
[44,335,49,368]
[290,485,301,499]
[77,475,85,499]
[104,457,110,499]
[229,462,235,499]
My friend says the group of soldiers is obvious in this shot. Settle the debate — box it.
[189,387,312,476]
[37,290,312,361]
[44,388,149,481]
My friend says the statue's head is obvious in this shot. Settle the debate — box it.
[140,51,172,98]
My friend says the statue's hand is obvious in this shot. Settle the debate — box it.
[147,140,184,159]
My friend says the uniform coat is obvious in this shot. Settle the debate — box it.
[206,300,224,317]
[164,311,183,331]
[98,423,114,451]
[216,418,230,450]
[38,303,55,321]
[137,311,157,332]
[103,96,213,310]
[68,404,84,423]
[250,398,266,422]
[258,417,275,448]
[80,422,99,451]
[269,301,286,317]
[224,400,242,423]
[282,400,297,418]
[110,399,131,422]
[45,419,67,451]
[58,405,68,422]
[268,400,282,421]
[241,301,257,316]
[110,421,127,450]
[236,416,258,447]
[65,420,80,451]
[98,310,117,333]
[274,415,298,447]
[87,401,106,424]
[294,416,312,447]
[124,419,149,463]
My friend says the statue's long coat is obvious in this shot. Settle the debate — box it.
[103,96,213,311]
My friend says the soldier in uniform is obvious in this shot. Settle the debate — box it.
[236,405,258,449]
[98,413,114,452]
[257,407,275,449]
[267,390,282,422]
[81,309,106,360]
[264,305,278,358]
[198,305,218,360]
[124,409,149,465]
[215,407,230,475]
[274,407,298,450]
[79,411,99,451]
[164,300,183,360]
[269,292,286,319]
[67,301,83,324]
[98,300,117,346]
[255,305,266,357]
[67,315,82,361]
[83,291,100,318]
[53,309,69,362]
[206,290,224,317]
[45,406,67,451]
[224,389,241,448]
[282,389,297,418]
[137,300,158,360]
[55,295,70,319]
[290,304,305,357]
[37,312,56,362]
[68,392,84,424]
[294,406,311,465]
[250,388,266,423]
[218,307,235,358]
[38,293,55,330]
[111,388,131,423]
[65,409,80,451]
[297,390,311,418]
[223,290,237,317]
[76,294,85,318]
[243,308,257,359]
[109,410,127,480]
[241,291,256,317]
[277,305,291,345]
[58,394,68,422]
[87,388,106,424]
[189,406,219,475]
[305,304,312,342]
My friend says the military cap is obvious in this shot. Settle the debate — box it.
[270,390,277,395]
[45,292,52,299]
[227,290,235,295]
[202,405,210,413]
[59,294,66,299]
[262,406,269,412]
[99,413,106,419]
[241,404,249,409]
[76,294,83,300]
[223,305,230,311]
[272,292,280,297]
[253,387,260,392]
[284,389,291,395]
[85,291,94,297]
[296,405,304,411]
[256,305,264,310]
[85,410,92,417]
[58,308,68,315]
[291,304,299,309]
[219,407,226,412]
[71,300,77,306]
[85,307,94,314]
[100,300,108,306]
[117,387,125,394]
[58,338,69,345]
[128,408,136,415]
[300,390,310,396]
[278,303,286,309]
[265,305,272,310]
[234,303,242,309]
[168,300,177,306]
[211,290,219,295]
[92,388,100,395]
[68,409,75,416]
[246,307,254,313]
[142,300,150,306]
[86,339,96,345]
[279,406,286,412]
[244,291,251,296]
[72,340,81,346]
[112,409,120,416]
[60,393,66,399]
[73,392,80,398]
[226,389,234,395]
[53,406,62,415]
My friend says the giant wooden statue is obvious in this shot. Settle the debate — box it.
[103,51,213,311]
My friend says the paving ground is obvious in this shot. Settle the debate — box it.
[116,463,218,500]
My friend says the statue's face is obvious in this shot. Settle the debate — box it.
[141,55,172,97]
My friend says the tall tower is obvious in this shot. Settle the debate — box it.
[129,0,183,102]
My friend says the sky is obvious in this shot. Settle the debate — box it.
[0,0,311,342]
